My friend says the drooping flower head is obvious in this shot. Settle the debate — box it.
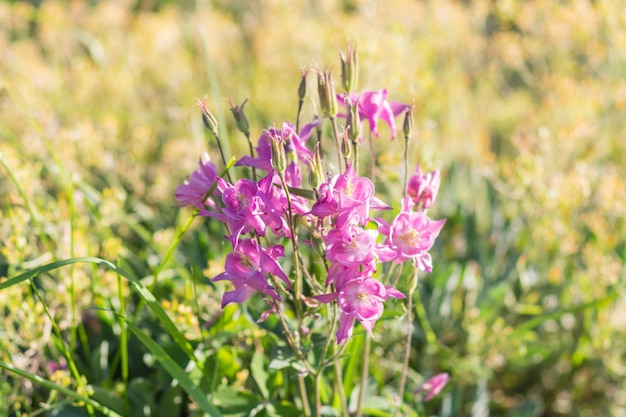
[407,165,441,211]
[175,152,218,209]
[200,173,289,247]
[212,239,289,307]
[310,163,389,228]
[338,90,409,140]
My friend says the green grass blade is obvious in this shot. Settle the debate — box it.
[123,320,223,417]
[0,257,203,371]
[0,361,123,417]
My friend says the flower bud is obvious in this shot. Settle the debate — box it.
[298,69,307,101]
[229,98,250,137]
[341,132,352,161]
[340,43,358,93]
[308,143,325,191]
[345,97,361,143]
[316,69,337,118]
[196,97,219,137]
[269,132,287,173]
[403,105,414,140]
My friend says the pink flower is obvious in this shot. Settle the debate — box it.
[212,239,289,307]
[175,152,218,209]
[380,197,446,272]
[338,90,409,140]
[200,173,289,247]
[415,373,449,401]
[325,224,396,268]
[335,277,404,344]
[310,163,389,227]
[407,166,441,211]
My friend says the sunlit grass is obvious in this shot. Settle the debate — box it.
[1,0,625,415]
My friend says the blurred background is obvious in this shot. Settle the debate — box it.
[1,0,625,416]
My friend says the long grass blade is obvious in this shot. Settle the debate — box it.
[124,320,223,417]
[0,361,123,417]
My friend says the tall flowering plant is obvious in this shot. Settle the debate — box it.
[176,46,447,416]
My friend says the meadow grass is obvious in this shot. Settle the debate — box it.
[1,0,625,416]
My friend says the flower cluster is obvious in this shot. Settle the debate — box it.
[176,73,445,345]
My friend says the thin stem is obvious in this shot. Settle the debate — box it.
[213,132,233,183]
[69,176,77,350]
[368,130,375,182]
[396,269,418,416]
[329,116,343,171]
[278,172,304,325]
[117,271,129,385]
[299,375,312,417]
[403,135,410,198]
[244,131,257,181]
[296,99,304,134]
[352,140,359,176]
[355,332,371,417]
[30,280,95,417]
[333,345,350,417]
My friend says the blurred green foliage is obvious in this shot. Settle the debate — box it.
[1,0,625,416]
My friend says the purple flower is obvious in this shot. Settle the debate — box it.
[338,90,409,140]
[415,373,449,401]
[212,239,289,307]
[407,165,441,211]
[175,152,218,209]
[379,197,446,272]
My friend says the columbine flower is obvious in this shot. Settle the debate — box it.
[201,173,289,247]
[338,90,409,140]
[325,223,395,268]
[380,197,446,272]
[414,373,449,401]
[212,239,289,307]
[310,163,389,227]
[175,152,218,209]
[336,277,404,344]
[407,165,441,211]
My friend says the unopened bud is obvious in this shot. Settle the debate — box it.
[403,105,414,140]
[341,132,352,161]
[308,143,325,191]
[345,97,361,143]
[316,69,337,118]
[340,43,358,93]
[298,69,307,101]
[229,98,250,137]
[269,132,287,173]
[197,97,219,137]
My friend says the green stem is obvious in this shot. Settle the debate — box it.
[278,172,304,325]
[403,135,410,198]
[355,332,371,417]
[30,280,95,417]
[368,130,375,182]
[329,116,343,171]
[396,268,418,416]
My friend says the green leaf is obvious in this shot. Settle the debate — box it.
[250,350,270,399]
[124,320,222,417]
